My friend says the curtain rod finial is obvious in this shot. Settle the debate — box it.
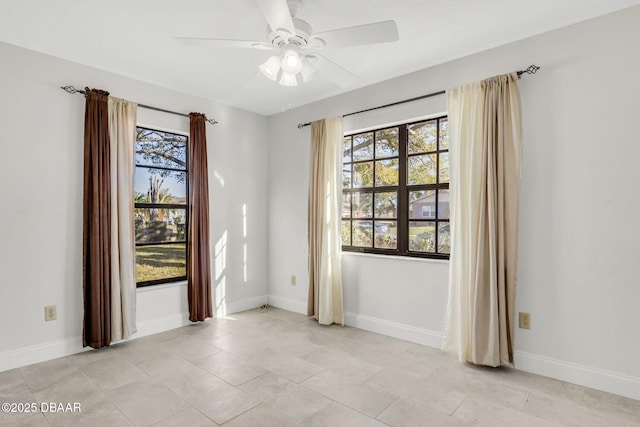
[61,85,79,94]
[517,65,540,79]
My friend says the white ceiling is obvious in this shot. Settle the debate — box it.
[2,0,639,116]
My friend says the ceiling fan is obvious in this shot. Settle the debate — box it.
[176,0,399,87]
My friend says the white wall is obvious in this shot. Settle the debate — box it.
[1,5,638,400]
[267,6,640,399]
[0,41,269,370]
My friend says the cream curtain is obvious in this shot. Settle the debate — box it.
[308,117,344,325]
[443,73,522,366]
[108,97,137,341]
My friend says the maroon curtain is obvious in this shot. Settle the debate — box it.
[188,113,213,321]
[82,88,112,348]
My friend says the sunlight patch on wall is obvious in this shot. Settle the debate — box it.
[213,170,225,187]
[214,231,227,281]
[215,276,226,317]
[214,230,228,316]
[243,203,248,283]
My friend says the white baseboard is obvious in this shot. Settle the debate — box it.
[341,311,640,400]
[132,313,191,339]
[132,295,268,336]
[0,295,268,373]
[266,295,307,314]
[514,350,640,401]
[265,295,444,349]
[344,311,445,349]
[0,312,192,373]
[218,295,267,317]
[0,337,86,373]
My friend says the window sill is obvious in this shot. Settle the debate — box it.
[341,251,449,265]
[136,280,187,293]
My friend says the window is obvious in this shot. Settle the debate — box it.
[342,116,450,258]
[421,205,435,218]
[134,127,188,286]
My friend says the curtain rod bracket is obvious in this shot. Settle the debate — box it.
[61,85,218,125]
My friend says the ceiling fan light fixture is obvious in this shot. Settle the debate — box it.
[259,55,281,81]
[279,71,298,87]
[281,49,303,74]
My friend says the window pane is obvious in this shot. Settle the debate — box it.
[438,189,450,219]
[342,164,352,188]
[136,243,186,283]
[409,221,436,253]
[375,128,399,158]
[439,118,449,149]
[408,120,437,154]
[374,220,397,249]
[341,220,351,246]
[352,192,372,218]
[134,168,186,204]
[352,220,373,247]
[135,209,187,243]
[135,128,187,169]
[439,152,450,183]
[438,222,451,254]
[341,117,451,259]
[342,193,351,218]
[374,192,397,218]
[408,154,436,185]
[352,132,374,161]
[353,162,373,188]
[343,137,352,163]
[409,190,435,219]
[375,159,399,186]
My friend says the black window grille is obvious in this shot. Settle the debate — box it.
[341,116,450,259]
[134,127,189,286]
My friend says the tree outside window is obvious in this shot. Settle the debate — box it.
[134,127,189,286]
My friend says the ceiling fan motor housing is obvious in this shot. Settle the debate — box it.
[267,17,314,49]
[289,18,312,46]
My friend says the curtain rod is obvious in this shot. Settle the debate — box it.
[60,86,218,125]
[297,65,540,129]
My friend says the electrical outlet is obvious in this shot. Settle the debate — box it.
[45,305,57,321]
[290,275,296,286]
[519,312,531,329]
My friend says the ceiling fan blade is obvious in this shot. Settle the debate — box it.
[311,54,358,88]
[256,0,296,34]
[245,70,270,89]
[175,37,274,50]
[314,20,399,48]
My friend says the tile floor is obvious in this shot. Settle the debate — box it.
[1,307,638,426]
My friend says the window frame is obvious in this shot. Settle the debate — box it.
[134,126,190,287]
[341,116,450,260]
